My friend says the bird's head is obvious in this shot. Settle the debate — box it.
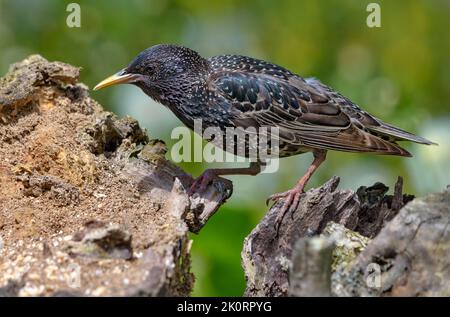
[94,44,209,105]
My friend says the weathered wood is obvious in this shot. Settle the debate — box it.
[336,189,450,296]
[0,55,229,296]
[242,176,418,296]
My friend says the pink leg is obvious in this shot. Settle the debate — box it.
[268,150,327,233]
[188,161,262,195]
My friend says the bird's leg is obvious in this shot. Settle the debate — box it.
[268,150,327,233]
[188,161,263,195]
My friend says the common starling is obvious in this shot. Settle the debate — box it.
[94,44,435,218]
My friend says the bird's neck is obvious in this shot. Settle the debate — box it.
[137,73,208,127]
[157,74,208,107]
[165,80,213,129]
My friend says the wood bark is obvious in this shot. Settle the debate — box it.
[242,175,450,297]
[0,55,229,296]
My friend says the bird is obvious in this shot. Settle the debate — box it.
[94,44,435,222]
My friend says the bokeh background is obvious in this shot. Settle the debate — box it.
[1,0,449,296]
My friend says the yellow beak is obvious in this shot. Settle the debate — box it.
[93,70,140,91]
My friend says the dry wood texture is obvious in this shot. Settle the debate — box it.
[1,56,447,297]
[0,55,229,296]
[242,176,449,297]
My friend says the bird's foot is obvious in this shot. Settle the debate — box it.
[267,185,305,235]
[188,170,233,197]
[188,169,216,194]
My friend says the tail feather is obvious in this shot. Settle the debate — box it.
[299,125,413,157]
[368,123,437,145]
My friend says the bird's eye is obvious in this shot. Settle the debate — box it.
[143,65,154,76]
[133,63,155,77]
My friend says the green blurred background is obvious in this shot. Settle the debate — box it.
[1,0,449,296]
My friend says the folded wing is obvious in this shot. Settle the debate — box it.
[208,63,431,157]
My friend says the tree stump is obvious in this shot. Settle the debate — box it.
[0,55,229,296]
[242,175,450,297]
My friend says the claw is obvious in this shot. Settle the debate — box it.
[187,170,212,194]
[267,185,305,235]
[188,170,234,199]
[289,192,302,219]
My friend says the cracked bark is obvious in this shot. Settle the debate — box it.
[0,55,229,296]
[242,176,450,297]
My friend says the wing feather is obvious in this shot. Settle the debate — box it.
[207,59,423,157]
